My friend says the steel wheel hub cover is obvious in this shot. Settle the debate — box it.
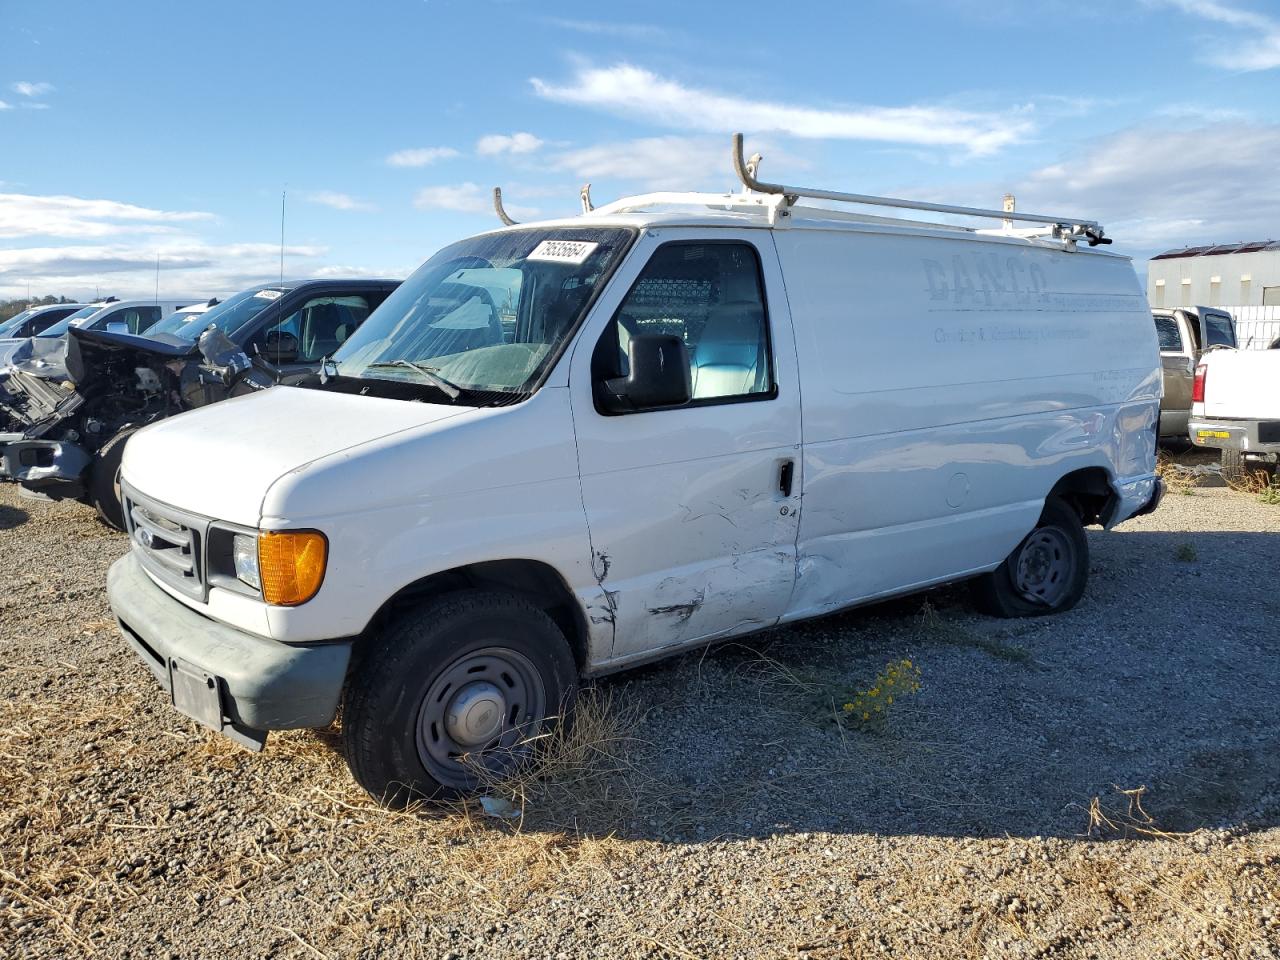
[415,646,547,789]
[1014,527,1073,605]
[445,681,506,748]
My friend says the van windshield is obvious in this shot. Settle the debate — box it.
[333,227,632,398]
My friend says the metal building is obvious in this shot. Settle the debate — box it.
[1147,241,1280,309]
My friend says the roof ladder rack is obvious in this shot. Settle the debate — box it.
[731,133,1111,246]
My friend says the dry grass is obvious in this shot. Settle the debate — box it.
[2,678,1278,959]
[1224,465,1280,505]
[1156,450,1200,495]
[459,686,657,833]
[1,651,1277,958]
[0,682,662,957]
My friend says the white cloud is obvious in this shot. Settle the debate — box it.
[0,100,11,111]
[11,80,53,97]
[303,190,377,212]
[0,240,333,301]
[541,18,675,41]
[1148,0,1280,70]
[1014,122,1280,252]
[0,192,215,241]
[385,146,460,168]
[530,63,1033,157]
[476,132,544,156]
[549,135,808,190]
[413,183,539,220]
[1155,102,1250,122]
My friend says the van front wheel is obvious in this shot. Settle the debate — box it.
[341,590,578,806]
[972,498,1088,618]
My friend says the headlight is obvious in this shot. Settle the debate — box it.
[232,534,261,590]
[257,530,328,606]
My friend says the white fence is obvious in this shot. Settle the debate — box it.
[1225,305,1280,350]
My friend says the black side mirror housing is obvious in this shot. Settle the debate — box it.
[599,333,691,414]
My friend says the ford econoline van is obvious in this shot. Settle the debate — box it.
[107,138,1163,803]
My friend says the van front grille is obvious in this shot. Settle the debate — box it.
[122,484,209,600]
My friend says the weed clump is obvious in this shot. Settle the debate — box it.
[828,659,922,733]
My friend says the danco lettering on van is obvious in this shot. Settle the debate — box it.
[922,254,1049,309]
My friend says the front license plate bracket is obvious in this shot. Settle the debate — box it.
[169,658,224,731]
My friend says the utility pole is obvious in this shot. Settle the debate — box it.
[1003,194,1016,231]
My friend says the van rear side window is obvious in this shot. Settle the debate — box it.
[602,241,775,406]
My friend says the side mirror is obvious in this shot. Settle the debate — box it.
[197,326,251,378]
[599,333,691,413]
[264,329,300,363]
[105,321,129,335]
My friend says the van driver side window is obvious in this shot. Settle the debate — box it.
[595,241,774,410]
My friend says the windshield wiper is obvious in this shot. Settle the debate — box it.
[318,354,339,384]
[366,360,462,400]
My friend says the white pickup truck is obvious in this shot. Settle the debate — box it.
[1189,349,1280,480]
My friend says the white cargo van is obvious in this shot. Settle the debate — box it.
[107,137,1163,803]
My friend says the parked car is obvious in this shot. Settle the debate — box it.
[0,279,397,527]
[106,138,1162,804]
[1152,306,1237,440]
[0,298,204,372]
[141,299,221,338]
[1188,349,1280,480]
[0,303,87,339]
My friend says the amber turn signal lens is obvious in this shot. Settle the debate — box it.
[258,530,328,606]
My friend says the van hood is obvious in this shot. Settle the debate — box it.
[120,385,479,526]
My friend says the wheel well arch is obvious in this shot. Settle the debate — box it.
[357,559,590,669]
[1048,466,1116,526]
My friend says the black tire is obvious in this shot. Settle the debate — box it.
[88,428,138,530]
[971,498,1089,618]
[341,590,578,806]
[1220,449,1250,485]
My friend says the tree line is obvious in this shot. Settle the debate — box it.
[0,296,78,324]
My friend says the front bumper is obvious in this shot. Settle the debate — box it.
[0,436,91,496]
[107,552,351,747]
[1189,417,1280,461]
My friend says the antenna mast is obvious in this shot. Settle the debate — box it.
[279,189,287,287]
[155,253,160,303]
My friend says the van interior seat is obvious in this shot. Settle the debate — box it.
[692,274,764,399]
[303,303,355,359]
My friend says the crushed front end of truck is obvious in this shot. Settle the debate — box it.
[0,327,274,505]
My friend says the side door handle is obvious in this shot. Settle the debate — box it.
[779,459,795,498]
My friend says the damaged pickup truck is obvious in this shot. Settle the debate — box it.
[0,278,398,527]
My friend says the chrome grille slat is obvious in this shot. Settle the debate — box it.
[122,482,209,601]
[129,506,194,551]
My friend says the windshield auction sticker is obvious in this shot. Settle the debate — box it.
[254,289,283,300]
[526,240,600,265]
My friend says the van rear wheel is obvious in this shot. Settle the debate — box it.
[971,498,1088,618]
[341,590,578,806]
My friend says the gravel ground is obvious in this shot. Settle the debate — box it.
[1,476,1278,959]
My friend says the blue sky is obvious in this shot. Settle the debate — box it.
[2,0,1278,300]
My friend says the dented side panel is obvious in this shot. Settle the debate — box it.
[567,227,804,663]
